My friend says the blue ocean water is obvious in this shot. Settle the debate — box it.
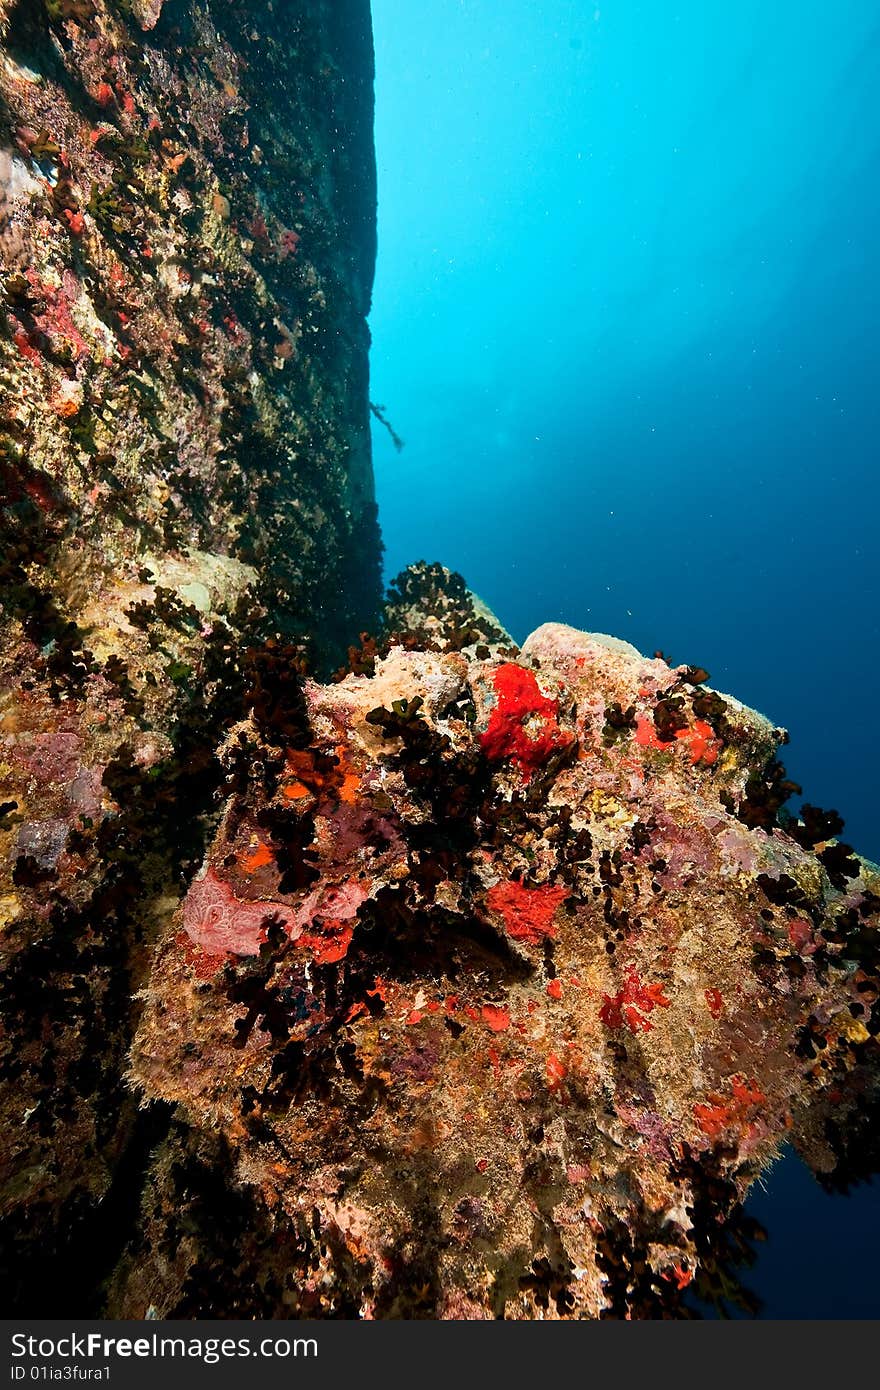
[368,1,879,1316]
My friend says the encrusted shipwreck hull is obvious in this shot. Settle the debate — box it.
[119,567,879,1319]
[0,0,379,1311]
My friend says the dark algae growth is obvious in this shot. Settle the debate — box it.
[1,2,878,1318]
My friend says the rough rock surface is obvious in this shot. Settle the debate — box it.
[117,564,880,1319]
[0,0,380,1310]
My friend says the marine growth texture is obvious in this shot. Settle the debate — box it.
[2,3,878,1323]
[122,565,880,1319]
[0,0,380,1309]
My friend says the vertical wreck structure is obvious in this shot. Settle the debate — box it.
[0,0,380,1311]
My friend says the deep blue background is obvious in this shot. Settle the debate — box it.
[368,0,879,1315]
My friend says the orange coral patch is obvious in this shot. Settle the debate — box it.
[296,920,353,965]
[694,1075,765,1137]
[635,715,671,751]
[282,781,311,801]
[239,841,273,873]
[546,1053,567,1090]
[339,769,361,803]
[481,1005,511,1032]
[676,719,720,766]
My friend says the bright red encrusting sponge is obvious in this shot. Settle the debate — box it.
[600,970,670,1033]
[634,715,669,752]
[635,714,719,766]
[486,879,569,945]
[480,663,573,781]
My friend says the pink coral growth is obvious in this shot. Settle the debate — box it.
[28,270,89,361]
[279,228,300,258]
[183,866,298,955]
